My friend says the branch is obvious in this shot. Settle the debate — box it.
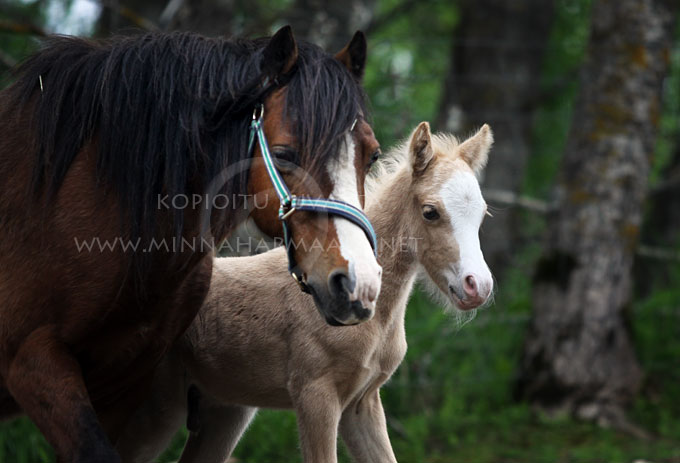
[637,245,680,263]
[0,19,47,37]
[118,4,159,31]
[483,188,552,214]
[159,0,184,28]
[483,188,680,263]
[0,48,17,68]
[96,0,160,31]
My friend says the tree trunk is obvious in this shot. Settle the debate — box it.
[517,0,677,428]
[435,0,556,281]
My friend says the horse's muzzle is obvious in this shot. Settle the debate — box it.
[308,272,375,326]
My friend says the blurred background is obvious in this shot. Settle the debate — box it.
[1,0,679,461]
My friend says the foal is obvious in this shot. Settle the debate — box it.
[117,122,494,463]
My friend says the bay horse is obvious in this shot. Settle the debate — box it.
[0,27,382,462]
[115,121,495,463]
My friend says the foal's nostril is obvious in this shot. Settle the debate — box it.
[328,269,355,297]
[463,275,478,297]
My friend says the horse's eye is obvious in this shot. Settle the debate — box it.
[422,205,440,221]
[272,147,298,170]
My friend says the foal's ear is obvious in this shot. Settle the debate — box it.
[410,122,435,174]
[458,124,493,176]
[261,25,299,79]
[335,31,367,80]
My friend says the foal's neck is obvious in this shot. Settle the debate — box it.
[366,167,420,325]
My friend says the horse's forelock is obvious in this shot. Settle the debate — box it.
[283,42,368,180]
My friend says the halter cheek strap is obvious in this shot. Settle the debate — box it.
[249,105,378,293]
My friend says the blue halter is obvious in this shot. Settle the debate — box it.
[249,105,378,293]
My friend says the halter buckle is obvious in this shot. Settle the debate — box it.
[280,206,296,220]
[252,104,264,121]
[291,272,310,293]
[279,195,297,220]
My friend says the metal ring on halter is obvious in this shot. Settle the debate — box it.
[291,271,309,292]
[280,205,297,220]
[252,104,264,121]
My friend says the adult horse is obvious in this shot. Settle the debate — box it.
[0,26,382,462]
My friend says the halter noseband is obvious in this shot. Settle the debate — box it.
[249,105,378,293]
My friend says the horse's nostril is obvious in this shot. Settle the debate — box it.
[464,275,477,297]
[328,269,355,297]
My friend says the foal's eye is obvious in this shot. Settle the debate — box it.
[422,205,440,221]
[368,150,381,168]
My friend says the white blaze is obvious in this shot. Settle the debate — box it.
[440,168,493,299]
[328,134,382,310]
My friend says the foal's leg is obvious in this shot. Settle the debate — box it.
[294,381,342,463]
[339,389,397,463]
[178,403,257,463]
[6,326,119,463]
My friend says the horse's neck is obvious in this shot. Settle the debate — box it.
[367,168,420,326]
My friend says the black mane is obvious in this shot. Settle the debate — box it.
[8,31,366,277]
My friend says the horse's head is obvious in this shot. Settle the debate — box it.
[247,27,382,326]
[407,122,494,311]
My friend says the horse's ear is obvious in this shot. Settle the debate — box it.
[458,124,493,176]
[410,122,434,174]
[261,25,299,79]
[335,31,367,80]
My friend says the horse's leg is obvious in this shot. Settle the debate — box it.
[338,389,397,463]
[6,326,119,463]
[294,380,342,463]
[114,356,187,463]
[178,402,257,463]
[95,255,214,442]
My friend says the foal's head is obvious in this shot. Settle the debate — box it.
[405,122,494,311]
[247,28,382,325]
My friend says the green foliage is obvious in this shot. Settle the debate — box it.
[0,1,44,85]
[0,418,52,463]
[234,410,301,462]
[631,263,680,443]
[363,0,459,148]
[650,19,680,186]
[1,0,680,462]
[524,0,592,198]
